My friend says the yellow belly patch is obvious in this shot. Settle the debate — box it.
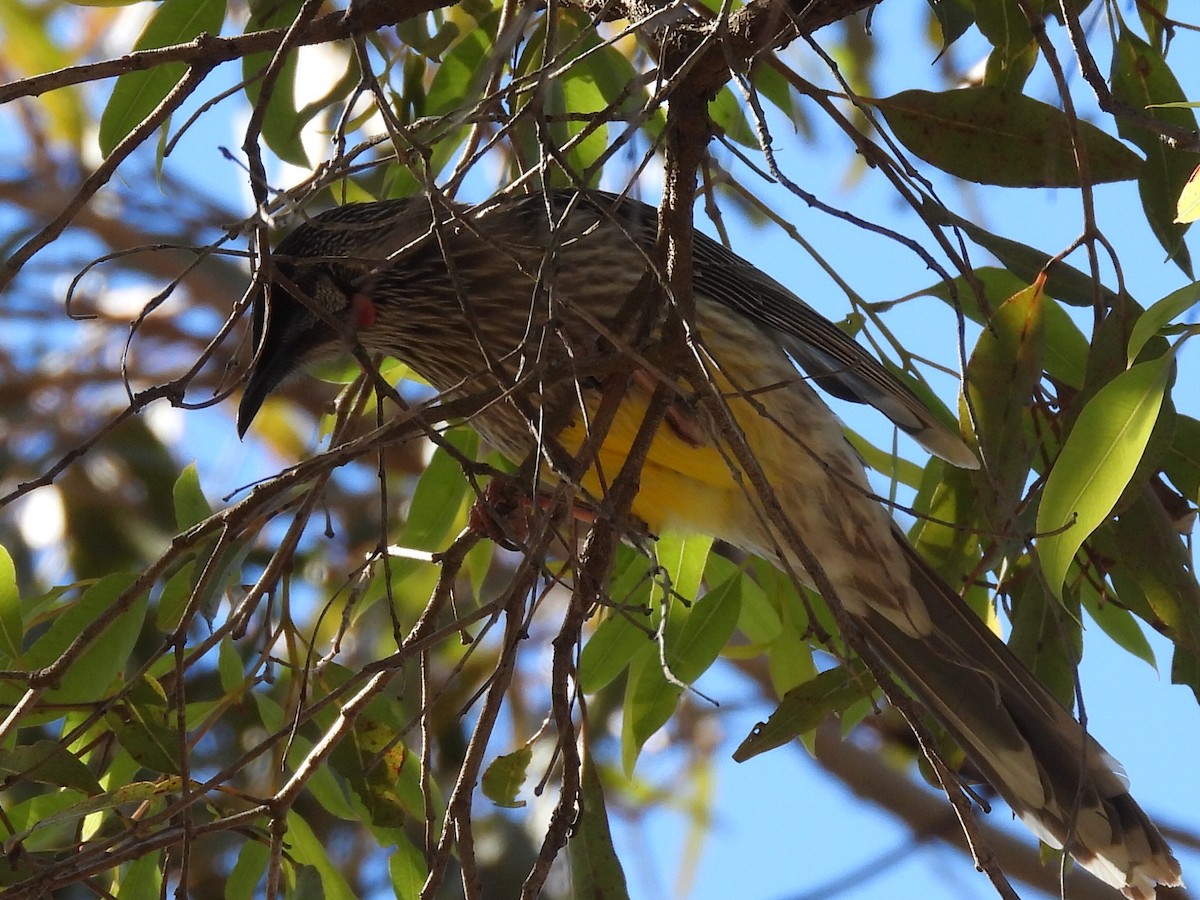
[557,386,744,538]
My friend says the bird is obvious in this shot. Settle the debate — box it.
[237,188,1182,899]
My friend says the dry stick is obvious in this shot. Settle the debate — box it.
[0,0,454,105]
[418,548,537,896]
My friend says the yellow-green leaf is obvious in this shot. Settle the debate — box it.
[1037,355,1173,597]
[98,0,227,157]
[481,746,532,808]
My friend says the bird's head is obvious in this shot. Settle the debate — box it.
[236,199,433,437]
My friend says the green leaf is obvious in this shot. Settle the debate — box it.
[917,266,1089,388]
[242,0,309,167]
[423,14,495,117]
[98,0,226,157]
[1106,488,1200,698]
[1127,280,1200,364]
[732,663,870,761]
[388,834,428,900]
[926,0,975,49]
[0,544,22,661]
[400,429,477,552]
[283,809,357,900]
[709,85,758,148]
[1163,414,1200,500]
[227,839,270,900]
[620,645,677,776]
[24,573,146,704]
[172,462,213,530]
[481,746,532,808]
[0,740,103,795]
[1007,569,1081,707]
[874,87,1143,188]
[579,608,652,694]
[154,561,194,633]
[1112,27,1196,275]
[12,780,180,843]
[116,851,163,899]
[107,704,182,775]
[923,204,1121,308]
[568,744,630,900]
[1037,355,1173,597]
[1080,580,1156,669]
[665,572,741,683]
[963,279,1045,535]
[653,532,712,610]
[620,570,740,774]
[328,715,422,829]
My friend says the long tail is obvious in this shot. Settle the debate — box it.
[854,537,1181,899]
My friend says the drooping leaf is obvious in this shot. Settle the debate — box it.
[733,662,870,761]
[0,544,22,662]
[283,809,357,900]
[1007,567,1081,708]
[1107,487,1200,699]
[1177,164,1200,224]
[924,203,1121,308]
[388,834,428,900]
[24,573,146,705]
[962,278,1045,537]
[1037,354,1173,597]
[874,87,1143,188]
[1111,27,1196,275]
[242,0,309,167]
[569,742,630,900]
[0,740,103,795]
[98,0,227,157]
[1078,576,1156,670]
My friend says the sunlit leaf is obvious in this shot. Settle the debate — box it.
[283,809,357,900]
[1127,280,1200,364]
[388,834,428,900]
[0,544,21,661]
[172,462,212,530]
[1176,164,1200,224]
[963,278,1044,535]
[98,0,226,157]
[1080,579,1156,670]
[1037,354,1173,597]
[242,0,308,167]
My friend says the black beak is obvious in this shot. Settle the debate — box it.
[237,318,298,438]
[238,350,286,438]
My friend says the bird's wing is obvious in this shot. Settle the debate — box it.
[530,189,978,469]
[688,231,978,469]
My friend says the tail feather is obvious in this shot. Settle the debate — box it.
[855,537,1182,899]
